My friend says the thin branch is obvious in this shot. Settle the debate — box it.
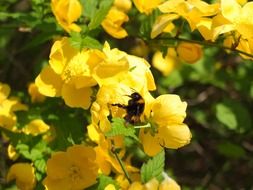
[152,37,253,59]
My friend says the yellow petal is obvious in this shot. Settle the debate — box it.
[7,163,36,190]
[157,124,191,149]
[151,94,187,126]
[133,0,163,14]
[139,129,163,156]
[35,65,63,97]
[221,0,241,22]
[151,14,179,39]
[101,7,129,39]
[22,119,50,136]
[0,82,10,103]
[61,83,92,109]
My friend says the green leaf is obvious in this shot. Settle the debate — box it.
[215,103,237,130]
[217,142,246,159]
[97,175,119,190]
[215,100,252,132]
[141,150,165,183]
[81,0,98,19]
[88,0,114,30]
[105,118,139,141]
[34,159,46,173]
[69,33,102,50]
[82,36,103,49]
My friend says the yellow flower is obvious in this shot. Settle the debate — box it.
[92,42,156,92]
[128,173,181,190]
[133,0,163,15]
[35,37,97,109]
[102,6,129,39]
[43,145,98,190]
[7,163,36,190]
[212,0,253,40]
[176,42,202,64]
[140,94,191,156]
[114,0,132,12]
[8,144,19,161]
[152,0,219,38]
[152,48,178,76]
[51,0,82,33]
[22,119,50,136]
[28,82,46,103]
[0,83,27,131]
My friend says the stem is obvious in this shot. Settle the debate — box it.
[111,142,132,184]
[134,123,151,129]
[152,37,253,59]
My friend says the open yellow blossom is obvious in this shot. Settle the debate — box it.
[22,119,50,136]
[43,145,98,190]
[28,82,46,103]
[128,173,180,190]
[0,83,27,131]
[133,0,163,15]
[102,6,129,39]
[176,42,202,63]
[35,37,98,109]
[152,0,219,38]
[212,0,253,40]
[92,42,156,92]
[51,0,82,33]
[140,94,191,156]
[7,163,36,190]
[152,48,178,76]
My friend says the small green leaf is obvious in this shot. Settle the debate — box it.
[34,159,46,173]
[88,0,114,30]
[82,36,103,50]
[97,174,119,190]
[217,142,246,159]
[215,103,237,130]
[141,150,165,183]
[105,118,139,141]
[69,33,102,50]
[81,0,98,18]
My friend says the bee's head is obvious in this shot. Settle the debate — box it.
[128,92,142,101]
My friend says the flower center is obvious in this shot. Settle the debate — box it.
[62,52,90,84]
[69,165,82,182]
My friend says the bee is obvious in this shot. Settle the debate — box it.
[111,92,145,124]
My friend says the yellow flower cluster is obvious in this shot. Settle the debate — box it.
[33,36,191,189]
[0,82,27,131]
[151,0,253,59]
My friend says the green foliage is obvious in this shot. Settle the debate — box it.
[217,142,246,159]
[69,32,103,50]
[81,0,114,30]
[105,118,139,141]
[141,150,165,183]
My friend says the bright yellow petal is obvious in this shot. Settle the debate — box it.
[151,94,187,126]
[221,0,241,22]
[61,84,92,109]
[22,119,50,136]
[139,129,163,157]
[7,163,36,190]
[35,65,63,97]
[151,14,179,39]
[0,82,10,103]
[157,124,191,149]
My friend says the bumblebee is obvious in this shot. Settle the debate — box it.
[111,92,145,124]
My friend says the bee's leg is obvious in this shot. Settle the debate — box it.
[111,103,127,109]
